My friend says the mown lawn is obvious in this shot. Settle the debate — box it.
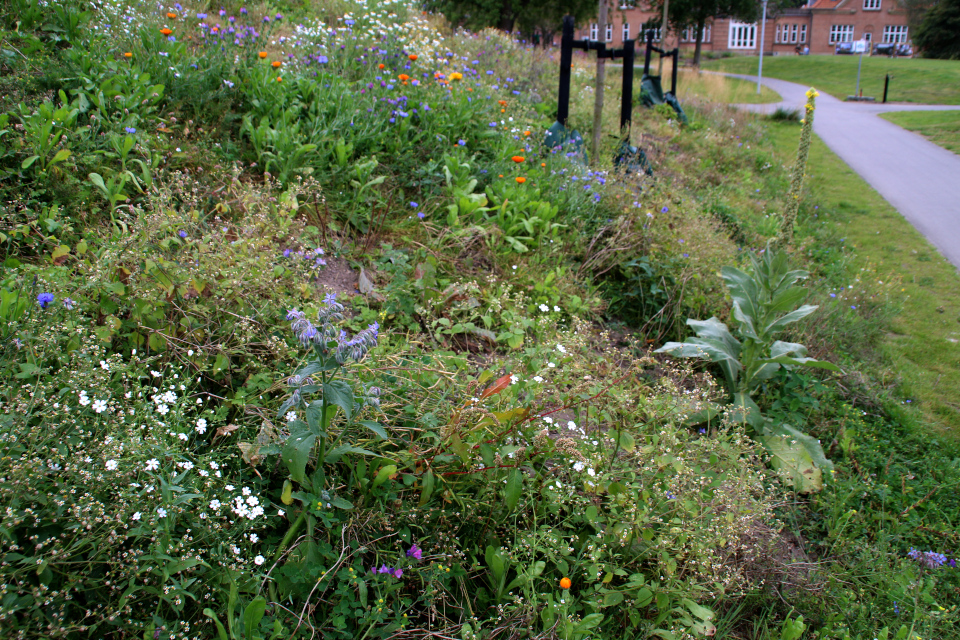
[703,55,960,104]
[764,120,960,434]
[676,68,781,104]
[881,109,960,154]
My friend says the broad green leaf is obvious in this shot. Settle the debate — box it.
[574,613,604,633]
[325,445,376,464]
[21,155,40,170]
[372,464,397,489]
[764,304,818,334]
[202,609,229,640]
[603,591,624,606]
[243,597,266,640]
[323,381,353,422]
[756,433,823,493]
[730,394,765,429]
[762,422,834,471]
[359,420,387,440]
[418,469,435,507]
[680,598,714,621]
[49,148,71,165]
[504,467,522,510]
[281,432,316,483]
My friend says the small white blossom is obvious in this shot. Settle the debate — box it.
[556,344,567,354]
[145,459,160,471]
[254,555,265,565]
[510,374,519,385]
[249,533,259,543]
[533,376,544,383]
[573,461,585,472]
[132,512,141,521]
[209,499,221,510]
[105,459,118,471]
[157,508,167,517]
[196,418,208,434]
[285,411,297,422]
[100,360,110,371]
[538,304,549,312]
[156,404,169,416]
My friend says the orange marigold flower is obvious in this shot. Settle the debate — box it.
[259,51,268,58]
[379,63,385,69]
[123,52,132,58]
[277,76,283,82]
[560,577,571,589]
[160,28,173,35]
[449,72,463,80]
[516,177,526,184]
[498,100,507,106]
[467,87,473,92]
[541,162,546,167]
[523,130,531,137]
[409,54,418,61]
[167,12,177,19]
[511,156,525,163]
[498,174,504,178]
[272,60,282,68]
[398,74,409,81]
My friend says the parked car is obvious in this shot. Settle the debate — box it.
[873,42,912,56]
[835,42,854,54]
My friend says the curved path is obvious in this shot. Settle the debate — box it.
[730,74,960,269]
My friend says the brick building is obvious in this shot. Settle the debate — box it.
[579,0,911,57]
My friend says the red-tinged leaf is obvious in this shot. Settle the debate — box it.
[479,374,512,400]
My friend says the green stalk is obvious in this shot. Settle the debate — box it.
[267,510,306,604]
[775,88,818,247]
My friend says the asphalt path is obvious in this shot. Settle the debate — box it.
[727,73,960,269]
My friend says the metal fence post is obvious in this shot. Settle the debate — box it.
[557,16,575,125]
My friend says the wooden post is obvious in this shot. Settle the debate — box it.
[557,16,575,125]
[591,0,608,164]
[658,0,669,76]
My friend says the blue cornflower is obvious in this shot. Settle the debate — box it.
[457,139,466,146]
[410,201,418,208]
[178,230,187,238]
[37,293,54,309]
[125,127,137,134]
[197,12,207,19]
[661,205,669,213]
[417,212,425,219]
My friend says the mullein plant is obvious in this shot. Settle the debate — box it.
[776,88,818,247]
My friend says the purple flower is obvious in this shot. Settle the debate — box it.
[63,297,76,310]
[410,201,418,208]
[197,12,207,19]
[262,15,270,22]
[661,206,669,213]
[125,127,137,134]
[392,568,403,579]
[458,139,466,146]
[378,565,392,574]
[406,544,423,560]
[240,7,247,15]
[275,13,283,20]
[417,212,425,220]
[283,249,291,257]
[178,230,187,238]
[37,293,54,309]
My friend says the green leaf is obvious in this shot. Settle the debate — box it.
[504,467,522,511]
[281,432,316,483]
[202,609,229,640]
[418,469,435,507]
[764,304,818,334]
[755,430,825,494]
[21,155,39,169]
[603,591,624,606]
[325,445,376,464]
[574,613,604,633]
[359,420,388,440]
[680,598,714,621]
[49,148,71,165]
[323,380,354,422]
[243,597,266,640]
[372,464,397,489]
[730,393,765,429]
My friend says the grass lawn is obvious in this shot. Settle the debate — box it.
[880,110,960,154]
[765,121,960,434]
[676,68,781,104]
[703,55,960,104]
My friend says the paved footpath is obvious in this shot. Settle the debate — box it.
[728,74,960,270]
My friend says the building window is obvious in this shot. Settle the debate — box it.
[622,22,630,41]
[863,0,881,9]
[864,32,872,43]
[728,21,757,49]
[790,24,799,43]
[641,23,661,42]
[775,24,782,43]
[883,25,908,43]
[681,25,711,42]
[605,23,613,42]
[830,24,854,43]
[800,24,807,43]
[590,23,598,41]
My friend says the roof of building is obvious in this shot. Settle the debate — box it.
[809,0,845,9]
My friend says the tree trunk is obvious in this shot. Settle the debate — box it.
[592,0,608,164]
[693,17,705,66]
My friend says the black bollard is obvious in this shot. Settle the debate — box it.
[882,74,890,104]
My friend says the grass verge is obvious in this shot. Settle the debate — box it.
[764,120,960,434]
[880,109,960,155]
[676,68,781,104]
[703,55,960,104]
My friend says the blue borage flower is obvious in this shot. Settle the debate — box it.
[286,294,378,363]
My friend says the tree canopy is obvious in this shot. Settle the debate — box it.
[913,0,960,59]
[426,0,598,43]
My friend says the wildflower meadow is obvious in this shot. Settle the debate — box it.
[1,1,959,639]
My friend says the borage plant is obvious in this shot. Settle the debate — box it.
[269,295,388,597]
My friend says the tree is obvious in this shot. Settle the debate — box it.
[913,0,960,59]
[648,0,758,66]
[427,0,597,43]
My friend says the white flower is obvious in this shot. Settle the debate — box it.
[156,404,169,416]
[209,499,221,510]
[151,370,161,377]
[242,487,251,496]
[196,418,207,434]
[105,459,118,471]
[543,416,553,424]
[567,421,577,430]
[587,468,596,477]
[79,394,90,406]
[249,533,259,543]
[231,545,240,555]
[145,459,159,471]
[199,469,209,477]
[187,349,194,356]
[132,512,141,521]
[278,509,285,517]
[246,495,259,507]
[250,506,264,518]
[209,461,219,470]
[179,461,194,471]
[538,303,549,312]
[178,433,188,441]
[553,305,561,312]
[533,376,543,383]
[573,461,585,472]
[100,360,110,371]
[285,411,297,422]
[556,344,567,354]
[547,362,556,368]
[254,555,265,566]
[124,392,131,399]
[157,508,167,517]
[225,484,235,491]
[510,374,519,385]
